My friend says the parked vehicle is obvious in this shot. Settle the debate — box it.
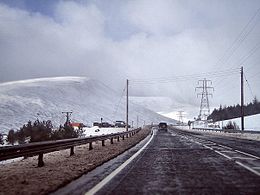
[100,122,112,128]
[93,122,100,127]
[115,121,127,128]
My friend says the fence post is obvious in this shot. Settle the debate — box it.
[38,153,44,167]
[122,135,125,140]
[102,140,105,146]
[110,138,113,144]
[70,146,74,156]
[89,142,93,150]
[117,136,120,142]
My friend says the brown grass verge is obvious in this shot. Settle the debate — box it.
[0,128,151,195]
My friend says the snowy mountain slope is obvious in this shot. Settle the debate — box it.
[130,96,173,113]
[0,77,176,133]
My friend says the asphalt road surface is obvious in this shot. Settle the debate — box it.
[95,128,260,194]
[55,127,260,194]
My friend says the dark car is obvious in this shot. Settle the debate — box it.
[100,122,111,128]
[115,121,126,128]
[93,122,100,127]
[158,122,167,131]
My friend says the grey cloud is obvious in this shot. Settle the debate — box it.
[0,0,259,120]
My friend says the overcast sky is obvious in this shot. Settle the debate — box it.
[0,0,259,119]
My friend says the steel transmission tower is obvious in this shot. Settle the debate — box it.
[195,79,214,121]
[177,111,185,124]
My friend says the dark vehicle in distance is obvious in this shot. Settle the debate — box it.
[93,122,100,127]
[100,122,113,128]
[115,121,126,128]
[158,122,167,131]
[93,122,114,127]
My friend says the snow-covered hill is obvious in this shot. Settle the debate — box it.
[130,96,173,113]
[0,77,176,134]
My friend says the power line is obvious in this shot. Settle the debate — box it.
[130,68,239,85]
[215,8,260,70]
[112,86,126,119]
[212,8,260,88]
[236,42,260,66]
[244,73,255,99]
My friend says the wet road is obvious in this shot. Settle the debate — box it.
[173,128,260,157]
[95,128,260,194]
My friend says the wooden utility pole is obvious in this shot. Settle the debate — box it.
[126,79,129,131]
[62,111,72,126]
[241,66,245,131]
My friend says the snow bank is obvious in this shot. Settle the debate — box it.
[221,114,260,131]
[83,127,130,137]
[175,125,260,141]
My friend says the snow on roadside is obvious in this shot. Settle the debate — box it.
[203,114,260,131]
[175,125,260,141]
[83,127,131,137]
[221,113,260,131]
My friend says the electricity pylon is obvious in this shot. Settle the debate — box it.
[195,78,214,121]
[177,111,185,124]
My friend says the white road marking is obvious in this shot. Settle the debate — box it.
[234,150,260,160]
[218,144,232,150]
[181,133,260,176]
[203,142,216,145]
[85,130,155,195]
[171,131,260,177]
[219,150,237,153]
[214,150,232,160]
[202,145,213,150]
[231,157,256,160]
[235,161,260,176]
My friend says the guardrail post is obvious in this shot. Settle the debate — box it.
[117,136,120,142]
[110,138,113,144]
[89,142,93,150]
[122,135,125,140]
[70,146,74,156]
[102,140,105,146]
[38,153,44,167]
[126,134,129,138]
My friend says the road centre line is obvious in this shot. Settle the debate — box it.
[218,144,232,150]
[214,150,233,160]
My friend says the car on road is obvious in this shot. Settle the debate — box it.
[158,122,167,131]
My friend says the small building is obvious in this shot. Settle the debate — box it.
[71,122,85,129]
